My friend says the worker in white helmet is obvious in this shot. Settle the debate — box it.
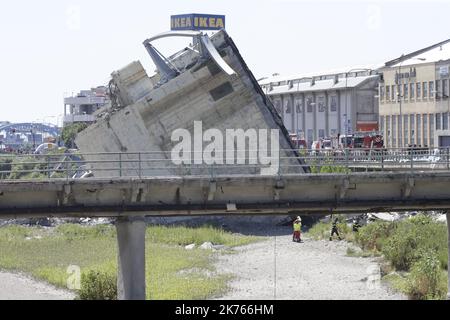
[293,216,302,243]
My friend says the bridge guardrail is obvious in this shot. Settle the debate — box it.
[1,147,450,180]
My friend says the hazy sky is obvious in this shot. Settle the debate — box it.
[1,0,449,124]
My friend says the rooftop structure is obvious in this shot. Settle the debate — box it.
[63,86,109,125]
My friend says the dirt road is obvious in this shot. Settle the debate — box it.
[0,271,75,300]
[215,231,406,300]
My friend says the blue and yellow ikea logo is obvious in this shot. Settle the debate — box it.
[171,14,226,31]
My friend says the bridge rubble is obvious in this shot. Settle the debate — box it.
[75,30,307,177]
[72,29,311,300]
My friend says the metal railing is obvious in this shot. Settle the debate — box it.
[1,147,450,181]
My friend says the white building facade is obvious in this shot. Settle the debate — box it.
[63,86,109,125]
[260,70,380,146]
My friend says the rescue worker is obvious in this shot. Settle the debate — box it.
[352,218,361,232]
[329,217,342,241]
[293,216,302,242]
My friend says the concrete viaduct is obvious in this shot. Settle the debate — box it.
[1,171,450,300]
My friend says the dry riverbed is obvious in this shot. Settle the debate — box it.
[215,232,406,300]
[0,271,75,300]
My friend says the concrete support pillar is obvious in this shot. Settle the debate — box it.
[116,216,146,300]
[447,212,450,300]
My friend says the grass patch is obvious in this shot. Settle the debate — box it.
[0,223,260,300]
[345,247,377,258]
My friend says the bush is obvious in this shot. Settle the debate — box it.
[381,215,448,271]
[407,251,447,300]
[78,270,117,300]
[356,221,393,251]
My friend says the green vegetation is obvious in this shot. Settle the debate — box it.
[0,223,260,300]
[79,270,117,300]
[307,214,448,300]
[61,123,88,148]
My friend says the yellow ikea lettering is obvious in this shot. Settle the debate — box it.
[185,17,192,27]
[216,18,224,29]
[209,18,216,28]
[199,17,208,28]
[180,17,185,28]
[194,17,199,27]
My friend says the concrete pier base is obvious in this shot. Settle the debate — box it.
[116,216,146,300]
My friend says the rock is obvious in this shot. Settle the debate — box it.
[199,242,214,250]
[185,243,196,250]
[212,244,227,250]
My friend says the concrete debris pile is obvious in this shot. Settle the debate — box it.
[75,30,306,177]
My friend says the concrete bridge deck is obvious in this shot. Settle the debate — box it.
[1,171,450,218]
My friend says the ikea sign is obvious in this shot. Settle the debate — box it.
[171,14,225,31]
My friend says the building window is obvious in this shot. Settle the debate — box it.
[436,113,441,130]
[443,79,449,98]
[330,95,337,112]
[443,112,449,130]
[416,83,421,100]
[306,97,313,113]
[318,96,325,112]
[391,85,396,101]
[274,99,282,114]
[410,83,415,99]
[295,97,303,113]
[284,98,291,113]
[423,114,428,146]
[397,85,402,101]
[429,81,434,99]
[430,115,435,147]
[403,84,408,100]
[380,116,385,134]
[410,114,415,145]
[385,86,390,101]
[404,114,409,146]
[423,82,428,98]
[393,116,397,146]
[380,86,385,102]
[318,129,325,139]
[386,116,391,145]
[307,129,314,144]
[417,114,421,146]
[436,80,442,99]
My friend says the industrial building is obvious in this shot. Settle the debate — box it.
[259,68,380,147]
[63,86,109,125]
[378,38,450,148]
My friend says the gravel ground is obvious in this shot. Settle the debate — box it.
[215,228,406,300]
[0,271,75,300]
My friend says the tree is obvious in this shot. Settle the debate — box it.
[61,123,88,148]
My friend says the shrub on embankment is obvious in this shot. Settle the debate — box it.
[308,214,448,300]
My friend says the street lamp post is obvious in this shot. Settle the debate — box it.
[396,55,405,149]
